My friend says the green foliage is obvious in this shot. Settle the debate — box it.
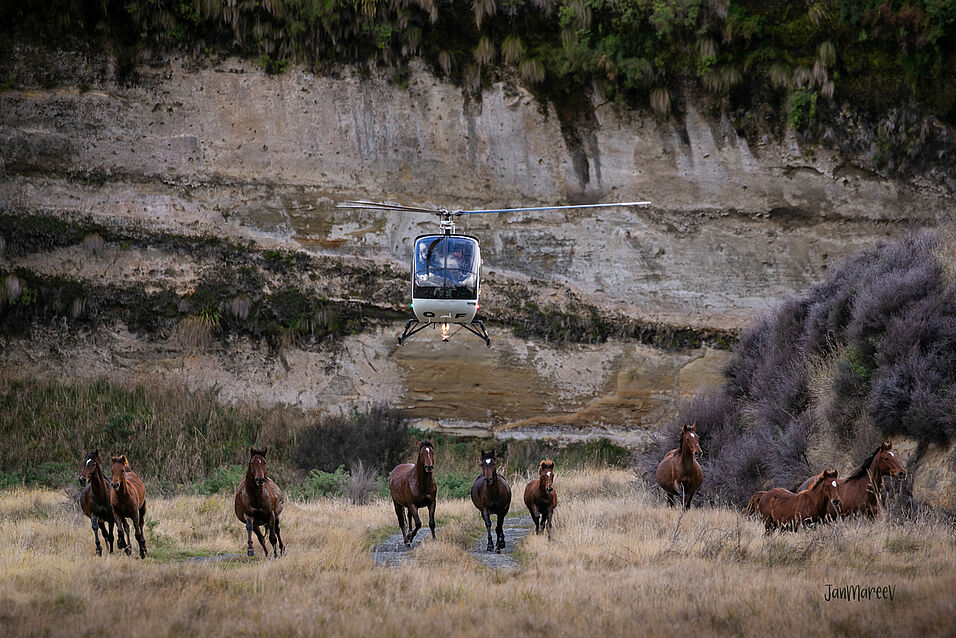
[191,464,245,496]
[788,89,818,129]
[435,471,472,499]
[293,465,349,499]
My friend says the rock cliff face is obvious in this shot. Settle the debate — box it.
[0,49,950,445]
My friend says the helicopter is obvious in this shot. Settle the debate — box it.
[337,199,651,346]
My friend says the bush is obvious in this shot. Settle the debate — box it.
[435,472,472,499]
[191,464,244,496]
[649,228,956,506]
[295,404,409,474]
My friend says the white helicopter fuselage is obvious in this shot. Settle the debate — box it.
[411,297,479,325]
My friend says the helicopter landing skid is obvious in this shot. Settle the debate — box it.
[397,319,491,347]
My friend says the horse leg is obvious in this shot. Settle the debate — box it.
[544,508,553,541]
[393,502,409,546]
[495,512,506,553]
[132,508,147,559]
[407,504,422,544]
[90,515,102,556]
[530,506,541,534]
[427,501,436,540]
[252,524,269,557]
[482,508,494,551]
[274,515,285,556]
[121,518,132,555]
[102,520,114,554]
[267,514,279,560]
[114,509,127,549]
[665,492,676,507]
[244,516,256,556]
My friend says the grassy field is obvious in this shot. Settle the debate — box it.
[1,469,953,637]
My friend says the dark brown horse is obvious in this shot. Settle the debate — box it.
[471,449,512,553]
[524,459,557,539]
[109,455,147,558]
[234,447,285,558]
[78,449,114,556]
[655,423,703,509]
[794,441,907,518]
[389,440,437,547]
[747,469,841,532]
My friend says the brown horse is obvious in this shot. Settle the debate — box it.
[109,455,147,558]
[389,440,437,547]
[234,447,285,558]
[78,449,115,556]
[471,449,512,553]
[524,460,557,538]
[655,423,703,509]
[747,469,841,532]
[794,441,907,518]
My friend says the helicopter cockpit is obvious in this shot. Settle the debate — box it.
[413,235,480,300]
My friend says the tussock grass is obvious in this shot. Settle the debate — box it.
[1,470,952,637]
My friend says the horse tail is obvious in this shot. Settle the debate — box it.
[746,491,764,515]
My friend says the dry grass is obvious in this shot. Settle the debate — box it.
[1,469,953,637]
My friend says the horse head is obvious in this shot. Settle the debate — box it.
[418,440,434,473]
[821,469,841,510]
[109,455,129,491]
[538,460,555,494]
[680,423,702,457]
[480,449,497,485]
[249,447,268,486]
[79,449,101,486]
[875,441,906,482]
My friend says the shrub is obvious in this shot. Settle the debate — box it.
[295,404,409,474]
[648,229,956,506]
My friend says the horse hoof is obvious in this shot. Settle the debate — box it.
[95,549,102,557]
[247,550,255,557]
[124,546,132,556]
[496,549,502,554]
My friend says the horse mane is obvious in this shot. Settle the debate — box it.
[420,440,433,449]
[539,459,554,470]
[847,447,880,480]
[804,471,827,492]
[481,449,495,460]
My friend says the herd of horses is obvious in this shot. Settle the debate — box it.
[654,424,908,531]
[75,429,907,559]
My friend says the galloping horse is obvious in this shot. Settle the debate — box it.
[234,447,285,558]
[78,450,114,556]
[747,469,841,532]
[794,441,906,518]
[109,455,147,558]
[524,460,557,539]
[389,440,437,547]
[655,423,703,509]
[471,450,512,553]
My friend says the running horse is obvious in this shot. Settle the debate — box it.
[793,441,906,518]
[78,450,115,556]
[747,469,841,532]
[524,460,557,539]
[234,447,285,558]
[109,455,147,558]
[655,423,703,509]
[471,450,512,553]
[389,440,437,547]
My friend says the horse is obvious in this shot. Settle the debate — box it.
[793,441,907,518]
[524,459,557,539]
[471,449,512,553]
[389,440,437,547]
[234,447,285,558]
[109,455,147,558]
[747,469,841,532]
[655,423,703,509]
[78,449,115,556]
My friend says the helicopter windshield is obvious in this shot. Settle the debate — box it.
[414,235,479,300]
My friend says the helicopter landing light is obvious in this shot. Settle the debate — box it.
[440,323,450,341]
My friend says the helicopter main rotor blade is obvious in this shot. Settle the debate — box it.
[458,201,652,215]
[338,200,444,214]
